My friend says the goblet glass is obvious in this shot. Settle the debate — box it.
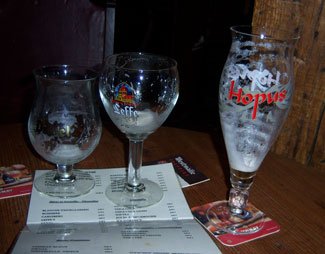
[207,26,298,234]
[28,65,102,198]
[99,52,179,208]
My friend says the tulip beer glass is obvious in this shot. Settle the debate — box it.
[207,26,297,234]
[28,65,102,198]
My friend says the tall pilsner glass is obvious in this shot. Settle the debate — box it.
[207,26,298,233]
[100,52,179,208]
[28,65,102,198]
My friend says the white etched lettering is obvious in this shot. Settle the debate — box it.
[113,104,139,118]
[227,64,281,91]
[113,104,121,114]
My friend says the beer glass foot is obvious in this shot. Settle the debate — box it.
[106,179,163,208]
[206,200,265,235]
[34,170,95,198]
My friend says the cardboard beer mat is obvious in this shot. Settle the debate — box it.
[0,164,33,199]
[191,200,280,246]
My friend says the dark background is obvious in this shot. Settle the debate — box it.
[0,0,253,131]
[114,0,253,130]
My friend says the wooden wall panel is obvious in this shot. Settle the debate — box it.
[253,0,325,170]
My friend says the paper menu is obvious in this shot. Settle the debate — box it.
[27,164,193,225]
[12,163,221,254]
[13,220,220,254]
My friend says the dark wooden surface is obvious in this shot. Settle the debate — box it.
[0,123,324,254]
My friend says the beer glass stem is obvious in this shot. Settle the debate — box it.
[126,139,145,192]
[228,188,250,215]
[54,164,76,182]
[228,168,256,216]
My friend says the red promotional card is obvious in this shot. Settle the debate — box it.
[191,200,280,246]
[0,164,33,200]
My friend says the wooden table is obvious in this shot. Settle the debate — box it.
[0,123,324,254]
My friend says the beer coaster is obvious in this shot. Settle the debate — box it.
[191,200,280,246]
[0,164,33,199]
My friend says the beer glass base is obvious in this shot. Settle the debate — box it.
[105,179,163,208]
[206,200,265,235]
[34,170,95,198]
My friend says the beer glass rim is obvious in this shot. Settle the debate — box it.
[104,52,178,72]
[33,64,98,82]
[230,25,300,43]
